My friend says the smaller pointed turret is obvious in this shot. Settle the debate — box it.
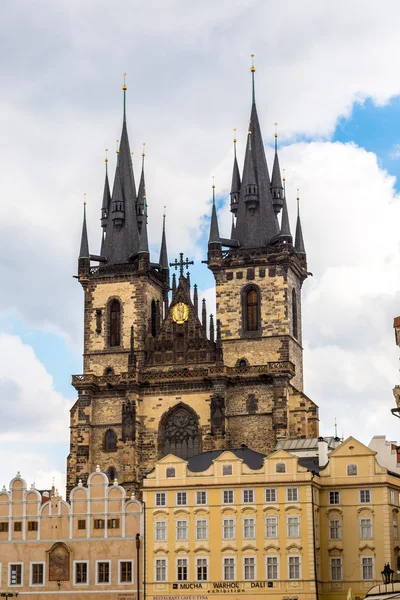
[278,173,292,243]
[230,132,241,215]
[209,314,214,343]
[208,182,221,245]
[100,150,111,255]
[172,273,177,294]
[243,130,259,214]
[202,298,207,332]
[159,209,168,270]
[230,214,236,240]
[271,124,284,215]
[79,197,90,260]
[193,283,198,316]
[137,144,146,235]
[295,192,306,255]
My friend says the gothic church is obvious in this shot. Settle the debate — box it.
[67,66,319,497]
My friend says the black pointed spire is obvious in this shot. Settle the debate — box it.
[234,57,279,247]
[193,283,198,316]
[230,214,236,240]
[159,209,168,269]
[278,173,292,243]
[295,193,306,255]
[230,132,241,216]
[79,198,90,259]
[209,314,214,342]
[271,125,284,215]
[208,183,220,244]
[137,145,149,255]
[100,150,111,255]
[202,298,207,332]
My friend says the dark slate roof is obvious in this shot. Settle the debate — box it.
[208,189,220,244]
[295,201,306,255]
[278,193,292,240]
[230,147,241,195]
[79,204,89,259]
[187,446,266,472]
[297,457,322,473]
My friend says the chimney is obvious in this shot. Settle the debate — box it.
[318,437,329,468]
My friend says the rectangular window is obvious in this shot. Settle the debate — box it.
[9,563,22,586]
[223,557,235,581]
[119,561,133,584]
[77,519,86,530]
[315,512,319,540]
[155,521,167,542]
[331,558,342,581]
[266,556,279,580]
[243,518,256,539]
[97,561,110,584]
[108,518,120,529]
[94,519,105,529]
[265,516,278,538]
[223,519,235,540]
[27,521,38,532]
[244,557,255,580]
[14,522,22,532]
[223,490,234,504]
[243,489,255,503]
[196,558,208,581]
[196,519,208,541]
[176,492,187,506]
[156,559,167,582]
[329,519,342,540]
[177,558,188,581]
[288,556,301,580]
[223,464,233,476]
[156,492,166,507]
[265,488,277,503]
[329,491,340,505]
[360,518,372,539]
[360,489,371,503]
[286,488,299,502]
[196,491,207,505]
[31,563,44,585]
[391,490,396,505]
[394,519,398,540]
[176,520,188,541]
[287,516,300,538]
[0,522,9,532]
[74,561,88,585]
[362,557,374,580]
[347,464,357,476]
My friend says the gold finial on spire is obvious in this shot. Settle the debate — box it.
[116,140,119,154]
[274,122,278,138]
[142,142,146,157]
[233,128,236,143]
[334,417,338,438]
[212,175,215,190]
[250,54,256,73]
[122,73,127,91]
[163,205,166,218]
[282,168,286,183]
[105,148,108,163]
[131,152,134,165]
[248,119,252,135]
[83,192,86,206]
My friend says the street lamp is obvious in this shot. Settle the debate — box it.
[381,563,395,585]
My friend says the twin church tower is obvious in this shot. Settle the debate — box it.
[68,65,319,497]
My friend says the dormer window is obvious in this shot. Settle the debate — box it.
[166,467,176,478]
[276,462,286,473]
[223,464,233,476]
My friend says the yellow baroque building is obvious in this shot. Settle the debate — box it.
[142,437,400,600]
[0,467,142,598]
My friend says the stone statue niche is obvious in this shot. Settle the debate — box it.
[122,399,136,442]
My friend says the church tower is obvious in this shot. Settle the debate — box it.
[67,69,318,498]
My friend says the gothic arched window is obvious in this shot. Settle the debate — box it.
[151,299,157,337]
[242,285,261,335]
[104,429,117,452]
[247,394,257,414]
[158,404,201,460]
[109,299,121,347]
[107,466,116,482]
[292,289,298,339]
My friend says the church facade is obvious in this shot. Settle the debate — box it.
[67,67,319,498]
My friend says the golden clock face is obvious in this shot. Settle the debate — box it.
[172,302,189,324]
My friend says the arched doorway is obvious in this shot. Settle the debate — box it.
[158,403,201,460]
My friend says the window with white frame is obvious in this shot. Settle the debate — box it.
[243,518,256,539]
[156,558,167,582]
[244,557,256,580]
[347,463,357,476]
[155,492,166,507]
[265,516,278,538]
[155,521,167,542]
[223,557,235,581]
[288,556,301,580]
[196,558,208,581]
[223,464,233,476]
[266,556,279,580]
[287,516,300,538]
[223,519,235,539]
[223,490,234,504]
[196,491,207,505]
[361,557,374,580]
[394,518,398,540]
[119,560,133,584]
[96,561,111,584]
[176,492,187,506]
[243,489,255,503]
[176,520,188,541]
[329,491,340,505]
[360,518,372,539]
[74,561,89,585]
[9,563,23,586]
[196,519,208,541]
[360,489,371,503]
[329,519,342,540]
[286,488,299,502]
[265,488,277,503]
[177,558,188,581]
[331,558,342,581]
[30,562,45,586]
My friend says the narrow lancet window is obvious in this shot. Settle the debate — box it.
[292,289,298,339]
[109,299,121,347]
[105,429,117,452]
[151,299,157,337]
[246,289,259,331]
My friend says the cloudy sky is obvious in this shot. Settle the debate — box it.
[1,0,400,495]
